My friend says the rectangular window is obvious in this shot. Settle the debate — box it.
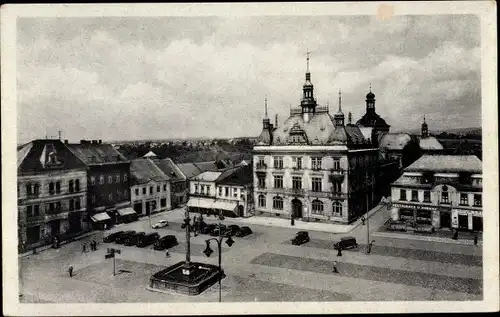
[423,191,431,202]
[75,199,81,210]
[273,197,283,210]
[34,205,40,216]
[161,198,167,207]
[200,185,205,194]
[99,175,104,184]
[311,157,322,170]
[163,184,167,191]
[225,187,229,196]
[292,177,302,189]
[75,179,80,191]
[312,177,322,192]
[108,193,113,201]
[142,187,146,195]
[233,188,238,198]
[149,186,153,194]
[69,180,74,193]
[194,184,199,194]
[273,156,283,169]
[333,158,341,170]
[27,205,33,217]
[332,181,341,193]
[55,181,61,194]
[274,175,283,188]
[474,194,482,207]
[218,186,223,196]
[108,176,113,184]
[69,199,74,211]
[90,176,96,185]
[293,157,302,169]
[441,192,449,204]
[135,188,139,196]
[258,175,266,188]
[207,187,211,196]
[460,193,468,205]
[116,174,120,183]
[411,190,419,202]
[26,184,33,195]
[123,174,128,182]
[258,156,265,166]
[157,185,161,192]
[400,189,407,201]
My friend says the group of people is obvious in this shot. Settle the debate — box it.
[81,240,98,253]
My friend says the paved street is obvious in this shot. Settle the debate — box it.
[19,207,483,302]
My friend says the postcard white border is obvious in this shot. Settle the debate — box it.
[2,1,498,315]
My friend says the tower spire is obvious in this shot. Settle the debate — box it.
[369,82,372,92]
[306,50,310,72]
[338,89,342,113]
[265,96,268,118]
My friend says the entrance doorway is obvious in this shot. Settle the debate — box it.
[458,214,469,230]
[440,211,451,229]
[133,202,143,215]
[472,216,483,232]
[145,201,151,216]
[49,219,60,237]
[238,205,244,217]
[291,198,303,219]
[68,212,82,233]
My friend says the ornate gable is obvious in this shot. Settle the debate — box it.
[286,122,309,145]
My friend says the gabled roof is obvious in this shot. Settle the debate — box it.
[216,165,253,186]
[18,139,87,173]
[194,161,220,173]
[192,171,223,182]
[130,158,170,185]
[177,163,202,179]
[156,158,186,182]
[418,136,444,150]
[405,155,482,173]
[142,151,158,158]
[66,143,128,165]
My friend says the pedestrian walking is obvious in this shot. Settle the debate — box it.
[474,235,478,246]
[337,247,342,257]
[332,261,339,274]
[68,265,73,277]
[81,243,86,253]
[368,240,375,254]
[165,250,170,258]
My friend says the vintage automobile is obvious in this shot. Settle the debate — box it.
[123,232,146,246]
[235,226,253,237]
[152,220,169,229]
[291,231,310,245]
[103,231,124,243]
[200,224,217,235]
[114,231,136,244]
[210,224,227,237]
[334,236,358,250]
[154,235,179,250]
[224,225,241,237]
[136,232,160,247]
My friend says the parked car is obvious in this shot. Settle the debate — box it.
[154,235,178,250]
[114,231,136,244]
[334,236,358,250]
[292,231,310,245]
[200,224,216,235]
[210,224,227,237]
[103,231,124,243]
[136,232,160,247]
[224,225,240,237]
[152,220,169,229]
[124,232,145,246]
[235,226,252,237]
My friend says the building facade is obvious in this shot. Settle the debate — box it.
[253,58,379,224]
[17,139,88,252]
[130,158,171,217]
[67,140,131,229]
[390,155,482,232]
[187,166,253,218]
[156,158,187,208]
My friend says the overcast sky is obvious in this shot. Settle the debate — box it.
[17,15,480,143]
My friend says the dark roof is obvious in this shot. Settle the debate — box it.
[356,112,390,130]
[130,159,170,185]
[194,161,220,173]
[177,163,202,179]
[18,139,87,173]
[216,165,253,186]
[156,158,186,182]
[66,143,128,165]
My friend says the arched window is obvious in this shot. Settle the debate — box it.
[312,199,324,215]
[69,180,74,193]
[75,179,80,192]
[333,201,343,217]
[272,196,283,210]
[258,194,266,207]
[34,183,40,195]
[55,181,61,194]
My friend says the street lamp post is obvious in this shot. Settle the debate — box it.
[203,209,234,302]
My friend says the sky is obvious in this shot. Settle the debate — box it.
[16,15,481,143]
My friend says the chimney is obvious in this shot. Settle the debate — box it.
[64,139,68,144]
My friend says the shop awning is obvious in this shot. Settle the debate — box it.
[117,207,137,217]
[187,197,237,211]
[91,212,111,222]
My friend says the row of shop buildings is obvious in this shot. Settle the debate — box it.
[17,138,250,252]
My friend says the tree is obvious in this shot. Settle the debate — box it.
[401,140,423,168]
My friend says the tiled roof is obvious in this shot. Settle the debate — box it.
[66,143,128,165]
[405,155,482,173]
[193,161,220,173]
[418,137,444,150]
[192,171,222,182]
[156,158,186,182]
[379,133,412,150]
[18,139,87,172]
[177,163,202,179]
[216,165,253,186]
[130,158,170,185]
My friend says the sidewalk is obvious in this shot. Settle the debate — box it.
[372,231,483,246]
[219,203,388,234]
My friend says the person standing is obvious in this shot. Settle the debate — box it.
[368,240,375,254]
[81,243,86,253]
[337,247,342,257]
[332,261,339,274]
[68,265,74,277]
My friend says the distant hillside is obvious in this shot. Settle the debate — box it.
[396,127,481,136]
